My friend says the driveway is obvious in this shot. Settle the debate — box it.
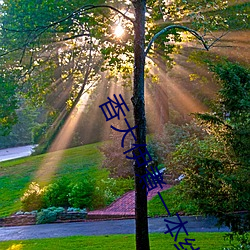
[0,216,230,241]
[0,145,37,162]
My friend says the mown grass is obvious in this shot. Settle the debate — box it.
[0,232,230,250]
[0,140,187,219]
[148,186,200,217]
[0,140,211,219]
[0,143,106,217]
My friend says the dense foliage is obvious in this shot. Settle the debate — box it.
[147,122,206,168]
[36,206,64,224]
[20,182,45,212]
[21,176,134,212]
[0,0,247,137]
[167,61,250,232]
[0,74,18,136]
[223,232,250,250]
[98,127,135,178]
[43,177,72,208]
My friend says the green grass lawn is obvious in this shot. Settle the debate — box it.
[0,143,106,217]
[0,232,230,250]
[148,186,200,217]
[0,140,203,218]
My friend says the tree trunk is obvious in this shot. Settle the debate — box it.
[132,1,150,250]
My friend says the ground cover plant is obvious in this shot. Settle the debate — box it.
[0,233,231,250]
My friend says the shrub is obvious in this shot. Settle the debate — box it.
[67,207,86,213]
[98,128,134,178]
[22,178,97,212]
[68,179,94,209]
[43,177,71,208]
[95,178,119,206]
[147,122,206,167]
[167,62,250,233]
[36,206,64,224]
[223,232,250,250]
[167,135,249,217]
[21,182,45,211]
[92,177,134,209]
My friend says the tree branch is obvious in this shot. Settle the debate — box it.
[36,4,134,31]
[83,5,134,23]
[145,25,211,56]
[205,30,230,49]
[1,4,134,34]
[0,4,134,57]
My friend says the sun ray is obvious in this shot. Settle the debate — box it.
[35,92,90,184]
[145,56,209,127]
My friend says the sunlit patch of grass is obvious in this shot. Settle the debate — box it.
[6,243,24,250]
[0,233,230,250]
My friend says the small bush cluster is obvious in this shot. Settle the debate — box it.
[20,176,132,212]
[20,182,45,211]
[36,206,64,224]
[93,177,134,208]
[67,207,86,213]
[68,180,94,209]
[223,233,250,250]
[21,178,94,212]
[93,178,119,208]
[43,177,71,208]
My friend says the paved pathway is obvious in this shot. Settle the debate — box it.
[88,185,172,218]
[0,216,230,241]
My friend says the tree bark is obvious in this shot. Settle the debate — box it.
[132,1,150,250]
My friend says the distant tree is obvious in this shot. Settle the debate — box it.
[99,126,134,178]
[147,121,206,168]
[0,74,18,136]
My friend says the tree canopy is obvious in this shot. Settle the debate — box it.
[1,0,247,134]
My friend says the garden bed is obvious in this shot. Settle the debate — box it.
[0,211,88,227]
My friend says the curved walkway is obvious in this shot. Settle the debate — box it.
[88,185,172,219]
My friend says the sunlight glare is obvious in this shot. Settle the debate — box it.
[114,24,124,38]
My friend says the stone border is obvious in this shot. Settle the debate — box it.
[0,212,87,227]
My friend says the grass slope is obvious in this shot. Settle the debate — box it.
[148,186,200,217]
[0,233,230,250]
[0,143,104,217]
